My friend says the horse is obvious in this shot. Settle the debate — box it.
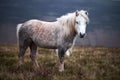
[16,10,89,72]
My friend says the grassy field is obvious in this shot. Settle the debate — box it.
[0,44,120,80]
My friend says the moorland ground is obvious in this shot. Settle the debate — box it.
[0,44,120,80]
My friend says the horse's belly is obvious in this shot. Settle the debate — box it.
[37,42,57,49]
[33,37,58,49]
[37,44,57,49]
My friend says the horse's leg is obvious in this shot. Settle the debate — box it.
[66,47,72,56]
[58,48,66,72]
[18,44,28,65]
[55,49,58,54]
[29,42,39,68]
[18,38,32,65]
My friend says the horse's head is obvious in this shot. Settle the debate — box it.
[75,10,89,38]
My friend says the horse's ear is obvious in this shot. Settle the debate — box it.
[76,10,79,16]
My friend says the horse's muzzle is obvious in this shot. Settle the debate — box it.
[80,33,85,38]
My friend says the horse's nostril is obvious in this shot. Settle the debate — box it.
[80,33,85,38]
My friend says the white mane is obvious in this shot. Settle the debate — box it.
[57,12,75,27]
[56,12,76,35]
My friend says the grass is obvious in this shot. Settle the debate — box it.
[0,44,120,80]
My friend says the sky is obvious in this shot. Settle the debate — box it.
[0,0,120,47]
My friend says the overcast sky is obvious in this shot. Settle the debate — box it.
[0,0,120,47]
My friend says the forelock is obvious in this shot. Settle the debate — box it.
[79,10,89,24]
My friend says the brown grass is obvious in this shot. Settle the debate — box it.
[0,44,120,80]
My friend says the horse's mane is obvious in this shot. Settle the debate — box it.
[57,12,75,27]
[56,12,76,35]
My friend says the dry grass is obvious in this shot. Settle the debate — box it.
[0,44,120,80]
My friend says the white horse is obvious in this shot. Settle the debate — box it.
[17,10,89,72]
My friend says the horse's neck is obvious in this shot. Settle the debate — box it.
[58,14,76,36]
[65,17,76,39]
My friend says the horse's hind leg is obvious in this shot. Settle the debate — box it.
[29,42,39,68]
[18,38,32,65]
[18,44,28,65]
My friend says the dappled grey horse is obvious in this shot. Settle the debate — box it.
[17,10,89,72]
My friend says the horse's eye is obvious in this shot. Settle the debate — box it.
[76,21,78,24]
[85,11,88,15]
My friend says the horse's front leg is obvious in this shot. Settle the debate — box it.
[65,48,72,56]
[58,48,66,72]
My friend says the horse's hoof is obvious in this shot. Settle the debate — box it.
[58,62,64,72]
[59,68,64,72]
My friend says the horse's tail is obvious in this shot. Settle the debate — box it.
[16,23,22,39]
